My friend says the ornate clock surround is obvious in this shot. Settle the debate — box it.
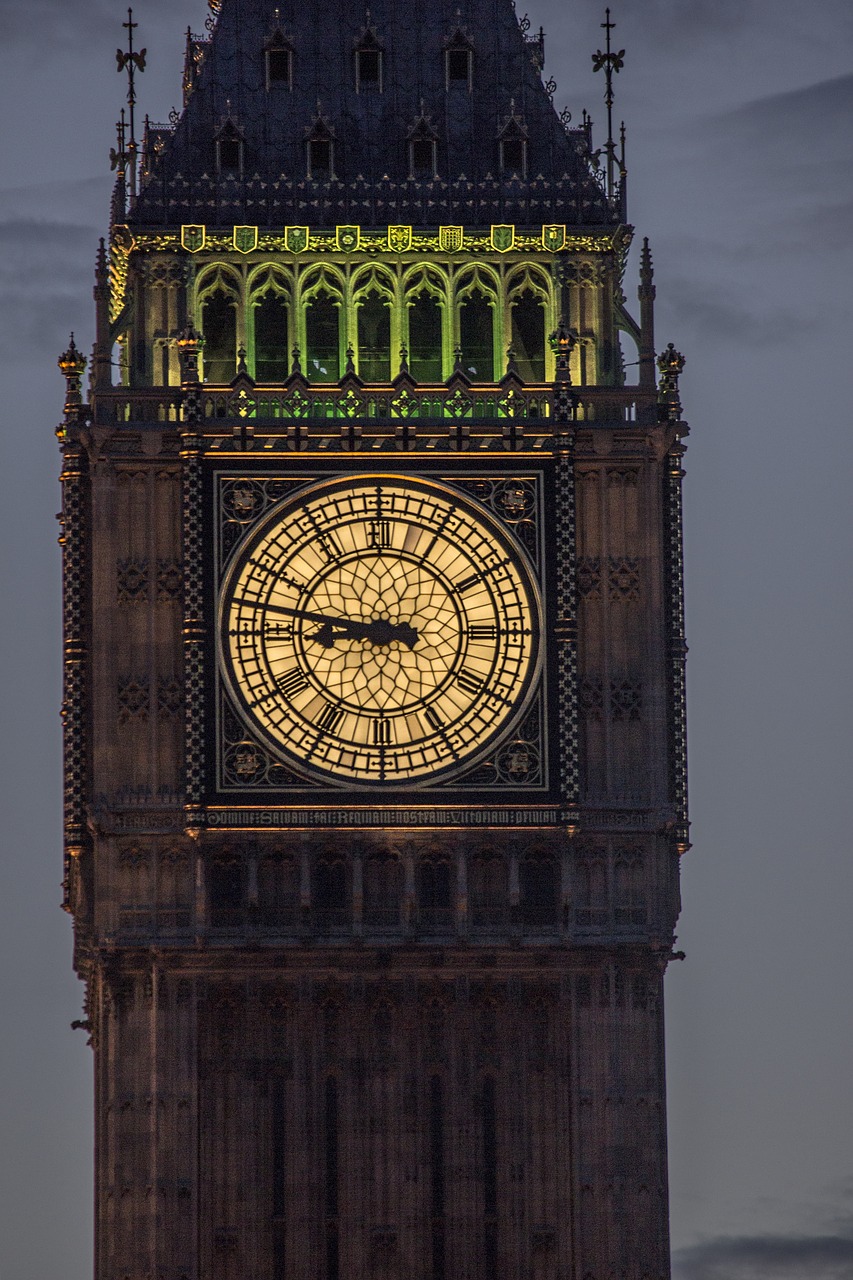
[204,460,558,817]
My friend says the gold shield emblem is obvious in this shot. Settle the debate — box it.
[336,225,361,253]
[439,225,464,253]
[388,225,413,253]
[181,225,206,254]
[233,225,258,254]
[491,224,515,253]
[285,226,309,254]
[542,224,566,252]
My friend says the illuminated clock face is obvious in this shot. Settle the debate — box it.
[219,475,542,786]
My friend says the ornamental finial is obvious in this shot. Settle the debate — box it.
[58,334,88,421]
[591,8,625,200]
[657,343,686,421]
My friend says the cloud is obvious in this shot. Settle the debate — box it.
[0,0,189,50]
[674,1224,853,1280]
[0,219,98,351]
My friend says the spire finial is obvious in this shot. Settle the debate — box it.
[591,8,625,201]
[116,9,146,202]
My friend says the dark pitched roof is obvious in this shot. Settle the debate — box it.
[129,0,617,229]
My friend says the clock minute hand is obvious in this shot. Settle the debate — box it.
[260,602,419,650]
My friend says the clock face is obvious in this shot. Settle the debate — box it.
[218,474,542,786]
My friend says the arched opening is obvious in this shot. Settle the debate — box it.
[202,291,237,383]
[408,294,443,381]
[357,293,391,381]
[519,850,558,928]
[313,855,348,920]
[416,856,453,932]
[470,853,508,927]
[511,291,546,382]
[254,294,289,382]
[459,291,494,380]
[305,295,340,381]
[363,851,402,927]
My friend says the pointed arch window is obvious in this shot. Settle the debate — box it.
[407,294,443,381]
[202,289,237,383]
[459,290,495,381]
[305,293,340,381]
[445,32,473,89]
[357,293,391,382]
[253,293,290,382]
[511,290,546,382]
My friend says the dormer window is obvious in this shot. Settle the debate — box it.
[305,108,336,180]
[444,32,473,89]
[408,113,439,180]
[308,137,333,178]
[411,138,437,178]
[216,120,244,175]
[355,32,383,92]
[265,42,293,90]
[498,111,528,177]
[501,137,526,173]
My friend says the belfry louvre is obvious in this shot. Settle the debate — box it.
[57,1,689,1277]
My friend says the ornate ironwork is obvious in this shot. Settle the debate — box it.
[58,436,89,906]
[665,438,690,851]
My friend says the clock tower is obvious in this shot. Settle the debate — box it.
[58,1,689,1278]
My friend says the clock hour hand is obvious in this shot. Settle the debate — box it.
[260,603,419,650]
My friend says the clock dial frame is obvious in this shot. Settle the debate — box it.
[218,474,543,788]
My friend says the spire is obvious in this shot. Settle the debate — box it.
[128,0,617,229]
[591,8,624,201]
[116,8,146,200]
[638,238,656,388]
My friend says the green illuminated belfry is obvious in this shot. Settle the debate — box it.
[60,0,689,1276]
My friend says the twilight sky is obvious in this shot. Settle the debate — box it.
[1,2,852,1277]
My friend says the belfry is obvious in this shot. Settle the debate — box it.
[58,1,689,1276]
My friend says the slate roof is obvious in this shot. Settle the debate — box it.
[129,0,618,229]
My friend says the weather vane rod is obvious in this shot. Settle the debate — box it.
[116,8,147,201]
[592,8,624,201]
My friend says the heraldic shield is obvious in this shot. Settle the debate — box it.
[542,224,567,252]
[491,224,515,253]
[285,226,309,253]
[388,225,413,253]
[336,225,361,252]
[181,225,206,253]
[234,226,259,254]
[439,225,464,252]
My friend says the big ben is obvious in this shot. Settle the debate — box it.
[58,1,689,1277]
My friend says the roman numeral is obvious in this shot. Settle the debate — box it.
[424,706,444,732]
[456,669,483,696]
[320,531,344,560]
[373,718,392,746]
[316,702,344,735]
[468,624,497,640]
[454,572,482,594]
[276,668,309,699]
[370,519,392,548]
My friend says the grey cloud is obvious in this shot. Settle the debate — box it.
[661,277,811,347]
[674,1225,853,1279]
[0,220,97,350]
[0,0,186,49]
[712,73,853,142]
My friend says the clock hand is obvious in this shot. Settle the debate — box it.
[258,602,419,650]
